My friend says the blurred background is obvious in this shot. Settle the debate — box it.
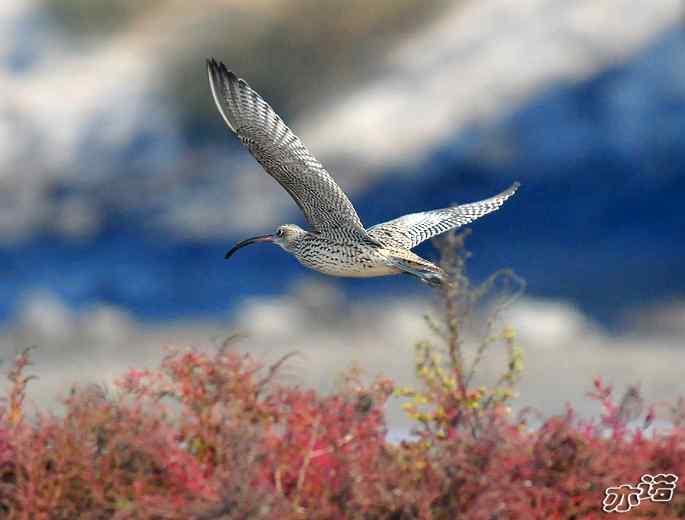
[1,0,684,430]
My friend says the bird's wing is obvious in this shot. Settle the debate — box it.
[207,59,367,235]
[368,183,519,249]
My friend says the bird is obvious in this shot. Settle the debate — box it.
[207,59,519,288]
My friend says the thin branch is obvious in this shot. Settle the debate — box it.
[255,351,301,396]
[294,414,322,507]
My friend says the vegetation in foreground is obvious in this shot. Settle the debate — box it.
[1,233,684,519]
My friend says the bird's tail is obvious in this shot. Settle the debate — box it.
[386,255,447,288]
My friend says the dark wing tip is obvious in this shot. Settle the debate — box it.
[207,58,244,132]
[206,58,238,83]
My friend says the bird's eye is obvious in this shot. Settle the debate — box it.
[277,229,284,237]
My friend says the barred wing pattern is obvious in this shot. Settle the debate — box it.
[207,59,366,234]
[368,183,520,249]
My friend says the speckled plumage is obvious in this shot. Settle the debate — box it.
[208,59,519,287]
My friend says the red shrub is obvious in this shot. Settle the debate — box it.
[0,344,682,519]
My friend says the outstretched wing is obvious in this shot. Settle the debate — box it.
[368,183,519,249]
[207,59,366,234]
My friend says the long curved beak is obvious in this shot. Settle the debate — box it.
[224,234,274,259]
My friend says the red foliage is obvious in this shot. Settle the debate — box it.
[0,346,683,519]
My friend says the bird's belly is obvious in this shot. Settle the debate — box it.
[296,250,400,278]
[321,263,401,278]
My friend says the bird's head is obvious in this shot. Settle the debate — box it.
[224,224,307,259]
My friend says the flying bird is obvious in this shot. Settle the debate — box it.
[207,59,518,287]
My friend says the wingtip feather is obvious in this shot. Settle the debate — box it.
[501,181,521,200]
[206,58,241,132]
[207,58,238,82]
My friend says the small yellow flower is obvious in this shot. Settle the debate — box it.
[394,386,415,397]
[414,394,430,405]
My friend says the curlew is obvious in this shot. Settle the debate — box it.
[207,59,519,287]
